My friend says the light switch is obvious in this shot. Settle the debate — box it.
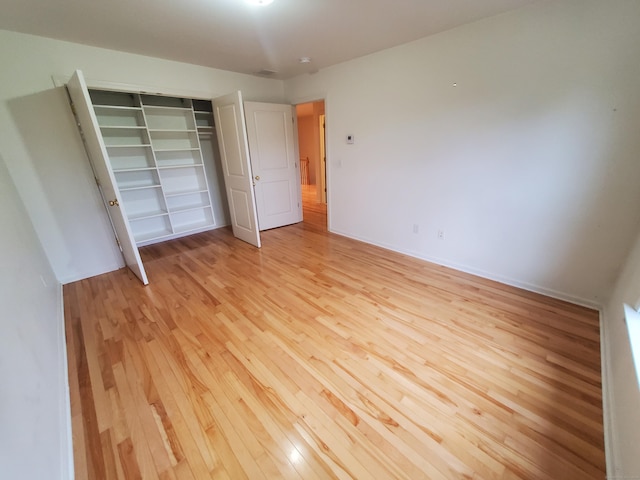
[346,134,354,144]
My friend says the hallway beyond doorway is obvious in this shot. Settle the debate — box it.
[301,184,327,231]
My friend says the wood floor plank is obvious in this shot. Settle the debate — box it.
[65,186,605,479]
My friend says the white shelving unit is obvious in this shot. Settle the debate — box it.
[88,89,217,246]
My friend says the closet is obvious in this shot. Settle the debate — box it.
[67,70,229,285]
[90,90,218,245]
[68,70,301,285]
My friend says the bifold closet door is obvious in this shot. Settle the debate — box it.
[67,70,149,285]
[212,91,261,248]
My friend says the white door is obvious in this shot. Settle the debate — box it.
[244,102,302,231]
[67,70,149,285]
[212,92,261,247]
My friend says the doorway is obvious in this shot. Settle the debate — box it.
[295,100,327,225]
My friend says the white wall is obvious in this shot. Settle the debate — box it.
[0,154,71,479]
[297,115,318,184]
[603,230,640,479]
[285,0,640,306]
[0,29,285,284]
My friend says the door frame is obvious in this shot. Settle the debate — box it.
[318,113,327,204]
[293,97,330,228]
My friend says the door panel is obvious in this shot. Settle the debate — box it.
[229,189,253,229]
[244,102,302,231]
[263,181,292,215]
[67,70,149,285]
[213,92,261,247]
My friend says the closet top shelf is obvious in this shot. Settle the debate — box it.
[142,105,192,112]
[93,105,143,111]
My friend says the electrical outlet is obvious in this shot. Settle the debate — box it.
[413,224,419,234]
[438,229,445,240]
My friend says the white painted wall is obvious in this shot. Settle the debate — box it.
[284,0,640,307]
[3,1,640,476]
[0,155,71,479]
[0,29,284,283]
[602,231,640,479]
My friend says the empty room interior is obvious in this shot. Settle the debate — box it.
[2,0,640,479]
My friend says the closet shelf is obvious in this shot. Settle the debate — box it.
[134,228,173,243]
[148,128,198,133]
[169,204,211,214]
[172,218,214,234]
[119,184,162,192]
[164,188,208,198]
[164,190,209,198]
[153,147,200,152]
[94,105,143,111]
[112,166,157,173]
[142,105,192,112]
[106,144,152,148]
[157,164,203,170]
[128,209,169,221]
[100,126,146,130]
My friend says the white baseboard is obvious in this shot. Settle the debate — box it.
[600,309,617,480]
[57,283,74,480]
[329,228,601,310]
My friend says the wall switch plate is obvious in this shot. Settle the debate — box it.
[346,134,354,144]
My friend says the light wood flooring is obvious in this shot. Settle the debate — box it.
[65,187,605,479]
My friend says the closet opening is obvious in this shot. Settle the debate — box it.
[67,70,233,284]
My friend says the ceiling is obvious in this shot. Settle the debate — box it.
[0,0,540,80]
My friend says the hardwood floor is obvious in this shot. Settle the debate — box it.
[64,190,605,479]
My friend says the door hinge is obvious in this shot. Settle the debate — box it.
[115,237,122,252]
[94,176,100,187]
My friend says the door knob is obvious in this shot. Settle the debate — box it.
[254,175,260,181]
[108,199,119,206]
